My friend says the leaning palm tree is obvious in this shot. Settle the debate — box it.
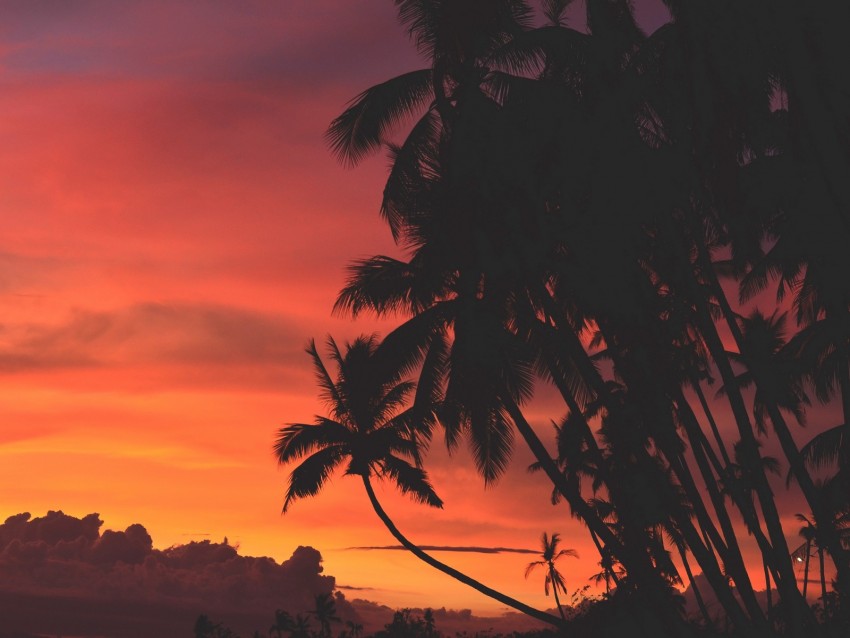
[524,532,578,622]
[275,335,563,628]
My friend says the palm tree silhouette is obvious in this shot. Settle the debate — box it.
[275,335,563,627]
[319,0,850,633]
[796,514,817,601]
[310,593,340,638]
[269,608,292,638]
[343,619,364,638]
[524,532,578,622]
[289,614,311,638]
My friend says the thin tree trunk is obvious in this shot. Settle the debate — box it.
[675,390,766,624]
[503,399,691,638]
[765,559,773,623]
[680,233,814,635]
[361,475,565,628]
[819,548,828,620]
[679,545,712,629]
[692,380,734,468]
[550,566,568,623]
[697,239,850,589]
[803,540,811,599]
[586,318,756,631]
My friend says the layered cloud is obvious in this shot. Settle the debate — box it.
[0,510,547,637]
[0,510,348,636]
[0,302,304,381]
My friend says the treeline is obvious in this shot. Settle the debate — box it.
[275,2,850,637]
[196,601,558,638]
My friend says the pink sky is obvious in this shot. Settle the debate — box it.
[0,0,821,620]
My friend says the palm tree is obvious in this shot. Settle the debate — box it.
[524,532,578,622]
[311,593,340,638]
[797,515,817,601]
[322,1,850,634]
[289,614,311,638]
[275,335,563,628]
[269,608,293,638]
[344,620,364,638]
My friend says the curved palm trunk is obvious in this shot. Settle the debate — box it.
[361,476,564,628]
[549,565,568,623]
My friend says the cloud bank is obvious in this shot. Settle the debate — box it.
[0,510,345,636]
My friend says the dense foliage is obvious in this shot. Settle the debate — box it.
[277,2,850,636]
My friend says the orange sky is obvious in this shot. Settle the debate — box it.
[0,0,822,618]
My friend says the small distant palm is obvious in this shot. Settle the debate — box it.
[270,608,293,638]
[289,613,311,638]
[311,592,341,638]
[343,620,364,638]
[525,532,578,621]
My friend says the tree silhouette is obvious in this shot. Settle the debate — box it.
[310,0,850,635]
[270,608,293,638]
[311,593,340,638]
[524,532,578,622]
[275,336,563,627]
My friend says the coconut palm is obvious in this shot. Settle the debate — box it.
[289,614,311,638]
[269,609,293,638]
[275,335,562,627]
[797,515,817,601]
[310,593,340,638]
[525,532,578,622]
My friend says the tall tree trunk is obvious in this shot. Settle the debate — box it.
[803,540,811,599]
[361,475,565,628]
[549,565,568,623]
[675,390,766,623]
[503,400,692,638]
[765,559,773,624]
[819,547,828,621]
[678,544,712,629]
[682,251,814,635]
[692,380,734,468]
[693,233,850,589]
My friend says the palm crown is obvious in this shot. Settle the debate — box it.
[275,335,442,512]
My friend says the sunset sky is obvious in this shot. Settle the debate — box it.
[0,0,816,619]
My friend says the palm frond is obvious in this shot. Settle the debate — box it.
[374,380,417,423]
[549,567,569,594]
[381,454,444,507]
[273,419,349,464]
[394,0,441,58]
[800,425,845,472]
[306,339,347,416]
[541,0,575,26]
[335,256,444,318]
[468,404,515,485]
[382,109,442,241]
[525,560,545,579]
[283,446,347,512]
[327,69,434,166]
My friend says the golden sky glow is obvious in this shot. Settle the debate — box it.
[0,0,810,619]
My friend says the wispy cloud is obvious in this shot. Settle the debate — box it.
[347,545,537,555]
